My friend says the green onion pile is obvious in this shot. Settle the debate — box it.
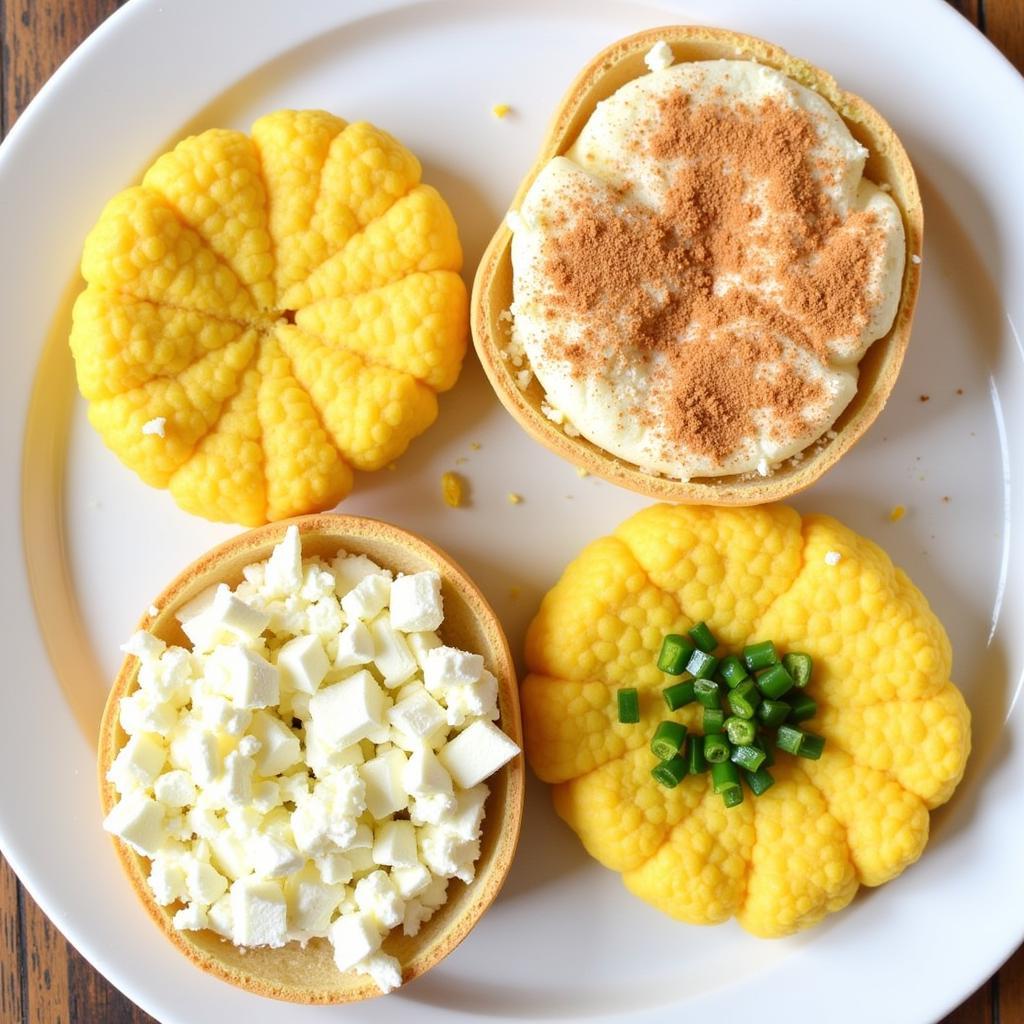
[616,622,825,808]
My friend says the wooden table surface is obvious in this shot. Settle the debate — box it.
[2,1,1022,1021]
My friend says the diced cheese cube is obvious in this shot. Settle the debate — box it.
[120,630,165,663]
[207,893,234,938]
[308,670,385,749]
[290,799,330,856]
[186,806,221,841]
[331,553,392,597]
[304,721,363,780]
[218,751,254,807]
[154,769,196,808]
[300,563,337,603]
[316,852,354,885]
[391,863,431,900]
[194,694,252,736]
[346,845,377,877]
[225,804,262,838]
[406,630,442,671]
[350,823,374,849]
[231,877,288,948]
[354,870,405,929]
[402,899,435,938]
[185,858,228,906]
[355,952,402,994]
[419,826,480,883]
[422,646,483,695]
[340,573,391,623]
[367,614,417,688]
[107,732,166,793]
[389,572,444,633]
[420,873,449,910]
[207,830,252,881]
[404,745,454,806]
[185,729,222,787]
[328,911,382,971]
[265,525,303,598]
[360,749,409,819]
[438,720,520,789]
[333,620,375,670]
[237,735,261,757]
[250,833,304,879]
[173,904,208,931]
[444,669,500,727]
[305,597,344,641]
[137,646,193,703]
[119,691,176,738]
[148,854,187,906]
[284,691,311,723]
[372,820,419,869]
[284,864,344,935]
[319,765,367,818]
[276,634,329,695]
[409,793,455,827]
[279,772,310,805]
[208,584,271,642]
[103,792,165,856]
[208,646,279,709]
[251,780,282,814]
[444,784,489,841]
[388,687,447,743]
[174,583,219,627]
[249,710,302,776]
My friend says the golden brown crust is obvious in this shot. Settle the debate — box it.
[97,514,524,1003]
[471,26,923,504]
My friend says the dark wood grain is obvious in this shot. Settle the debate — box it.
[0,1,1022,1023]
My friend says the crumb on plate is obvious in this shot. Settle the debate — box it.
[442,472,465,508]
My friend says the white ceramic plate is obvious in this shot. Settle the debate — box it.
[2,0,1022,1021]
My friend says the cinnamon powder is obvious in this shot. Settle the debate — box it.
[538,91,885,467]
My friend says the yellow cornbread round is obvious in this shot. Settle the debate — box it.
[522,504,970,938]
[70,111,468,525]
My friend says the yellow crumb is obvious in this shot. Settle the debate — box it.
[888,505,906,522]
[470,442,481,451]
[507,492,522,505]
[575,466,589,478]
[491,104,511,119]
[442,471,465,508]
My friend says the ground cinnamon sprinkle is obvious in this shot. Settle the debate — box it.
[538,90,885,467]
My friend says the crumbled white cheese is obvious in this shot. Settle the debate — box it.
[644,40,675,73]
[141,416,166,437]
[824,550,842,566]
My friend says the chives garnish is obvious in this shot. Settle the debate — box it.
[617,688,640,724]
[688,736,708,774]
[704,734,731,763]
[731,744,767,772]
[782,652,813,688]
[686,649,720,680]
[787,692,818,724]
[718,655,748,688]
[743,640,778,672]
[725,716,756,747]
[702,707,725,734]
[776,725,804,756]
[796,732,825,760]
[744,766,775,796]
[663,680,696,711]
[687,621,717,653]
[727,678,761,719]
[651,721,687,761]
[722,785,744,808]
[757,699,790,728]
[657,634,695,675]
[651,756,688,788]
[694,678,722,709]
[711,760,741,794]
[756,662,795,700]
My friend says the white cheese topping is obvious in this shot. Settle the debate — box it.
[103,526,520,994]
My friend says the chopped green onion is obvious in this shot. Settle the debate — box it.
[757,699,790,728]
[711,760,741,794]
[754,735,776,768]
[662,680,696,711]
[776,724,804,755]
[796,732,826,760]
[687,621,717,653]
[686,649,720,680]
[782,652,813,688]
[688,736,708,774]
[756,663,795,700]
[787,692,818,724]
[722,785,744,808]
[651,721,687,761]
[694,678,722,709]
[702,707,726,735]
[651,756,688,788]
[704,734,731,763]
[718,655,749,688]
[744,766,775,796]
[725,716,757,746]
[657,634,695,675]
[617,688,639,724]
[727,678,761,719]
[731,744,767,772]
[743,640,778,672]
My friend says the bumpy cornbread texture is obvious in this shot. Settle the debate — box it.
[70,112,467,525]
[522,504,970,937]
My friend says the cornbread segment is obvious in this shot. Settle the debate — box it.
[169,366,266,526]
[143,130,276,311]
[251,109,347,295]
[623,787,754,925]
[88,332,258,487]
[70,289,246,401]
[277,326,437,471]
[81,187,257,321]
[523,503,970,937]
[295,271,468,391]
[256,334,353,520]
